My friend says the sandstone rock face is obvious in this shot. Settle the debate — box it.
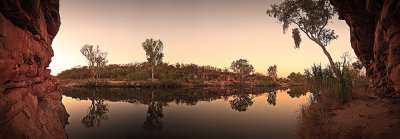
[330,0,400,96]
[0,0,68,138]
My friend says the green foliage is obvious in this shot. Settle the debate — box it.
[305,58,367,103]
[142,38,164,81]
[58,62,277,87]
[267,0,340,77]
[110,68,130,79]
[126,69,150,81]
[267,65,278,80]
[287,72,307,85]
[230,59,254,80]
[80,80,110,87]
[266,0,338,45]
[154,63,174,79]
[142,39,164,67]
[161,71,179,82]
[57,67,91,79]
[183,73,196,82]
[181,64,199,75]
[80,44,108,79]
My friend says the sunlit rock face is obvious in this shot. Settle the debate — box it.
[330,0,400,96]
[0,0,68,138]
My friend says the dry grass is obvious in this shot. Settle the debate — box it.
[297,90,400,138]
[297,94,337,138]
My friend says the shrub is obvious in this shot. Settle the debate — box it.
[287,72,307,85]
[161,71,179,82]
[110,68,130,79]
[183,73,196,83]
[126,70,150,81]
[263,80,280,87]
[305,60,367,103]
[78,79,110,87]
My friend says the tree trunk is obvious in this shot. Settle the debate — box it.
[319,44,341,78]
[151,67,154,81]
[91,66,95,80]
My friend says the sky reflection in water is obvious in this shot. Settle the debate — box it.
[62,87,309,138]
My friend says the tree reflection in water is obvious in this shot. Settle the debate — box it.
[62,87,286,129]
[267,91,277,106]
[143,91,167,132]
[143,101,165,132]
[230,94,254,112]
[286,87,308,98]
[81,92,109,128]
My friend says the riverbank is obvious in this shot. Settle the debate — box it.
[298,90,400,138]
[59,79,283,88]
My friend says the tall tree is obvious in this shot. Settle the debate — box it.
[142,39,164,81]
[267,65,278,80]
[230,59,254,81]
[81,44,96,68]
[267,0,340,78]
[80,44,108,79]
[95,47,108,68]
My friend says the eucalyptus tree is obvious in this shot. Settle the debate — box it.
[267,65,278,80]
[95,48,108,68]
[267,0,340,77]
[230,59,254,81]
[80,44,108,79]
[142,39,164,81]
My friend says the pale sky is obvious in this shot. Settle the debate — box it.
[49,0,355,77]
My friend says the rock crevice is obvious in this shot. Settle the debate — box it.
[330,0,400,96]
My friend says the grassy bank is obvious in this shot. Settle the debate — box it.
[57,63,283,88]
[59,78,280,88]
[297,59,374,138]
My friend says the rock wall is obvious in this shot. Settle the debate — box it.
[330,0,400,96]
[0,0,68,138]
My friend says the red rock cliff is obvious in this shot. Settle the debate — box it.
[0,0,68,138]
[330,0,400,96]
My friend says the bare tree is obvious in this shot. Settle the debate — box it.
[80,44,108,79]
[81,44,96,68]
[142,39,164,81]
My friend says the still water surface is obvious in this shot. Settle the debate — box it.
[62,87,309,138]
